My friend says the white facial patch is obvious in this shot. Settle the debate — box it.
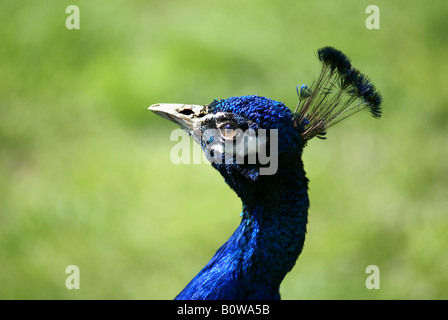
[193,112,278,175]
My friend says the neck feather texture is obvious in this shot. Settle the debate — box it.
[175,158,309,300]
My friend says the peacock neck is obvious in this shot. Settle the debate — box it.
[175,156,310,300]
[176,161,309,300]
[234,176,309,299]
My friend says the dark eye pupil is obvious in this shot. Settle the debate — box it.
[220,122,238,140]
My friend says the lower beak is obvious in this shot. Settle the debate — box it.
[148,103,206,132]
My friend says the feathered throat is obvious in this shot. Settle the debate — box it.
[293,46,382,141]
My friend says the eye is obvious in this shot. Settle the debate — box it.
[219,122,239,140]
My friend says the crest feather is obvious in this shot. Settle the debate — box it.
[293,47,382,141]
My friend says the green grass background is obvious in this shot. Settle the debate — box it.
[1,0,447,299]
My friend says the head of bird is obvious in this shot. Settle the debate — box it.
[149,95,305,204]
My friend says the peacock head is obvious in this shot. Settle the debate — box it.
[149,47,382,201]
[148,95,302,199]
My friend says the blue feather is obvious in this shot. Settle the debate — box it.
[148,47,382,300]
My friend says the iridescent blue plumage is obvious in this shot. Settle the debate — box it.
[176,96,309,299]
[148,46,382,300]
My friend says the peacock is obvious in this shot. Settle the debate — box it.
[149,47,382,300]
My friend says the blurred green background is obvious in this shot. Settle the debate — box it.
[1,0,447,299]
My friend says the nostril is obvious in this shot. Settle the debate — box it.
[179,108,194,116]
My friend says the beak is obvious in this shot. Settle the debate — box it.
[148,103,206,132]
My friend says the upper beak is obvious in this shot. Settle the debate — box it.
[148,103,206,132]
